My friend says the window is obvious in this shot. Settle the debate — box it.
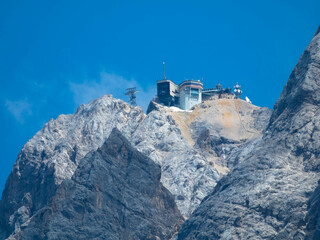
[191,88,198,94]
[191,95,198,100]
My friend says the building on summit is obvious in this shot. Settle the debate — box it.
[156,79,203,110]
[156,62,242,110]
[202,84,232,101]
[156,79,179,107]
[178,80,203,110]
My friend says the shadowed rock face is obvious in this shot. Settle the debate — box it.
[0,96,146,239]
[0,91,272,239]
[16,129,184,240]
[177,25,320,240]
[306,182,320,239]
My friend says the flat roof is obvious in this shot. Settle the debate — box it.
[202,88,222,93]
[179,81,203,90]
[157,79,178,86]
[179,79,203,86]
[157,79,203,88]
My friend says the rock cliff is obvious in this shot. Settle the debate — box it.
[2,25,320,239]
[0,96,146,239]
[138,98,271,217]
[177,25,320,240]
[0,93,270,239]
[16,128,184,240]
[0,73,273,239]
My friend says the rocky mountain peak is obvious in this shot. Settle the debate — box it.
[0,95,146,239]
[271,25,320,125]
[315,25,320,37]
[177,25,320,240]
[17,128,183,239]
[0,89,272,239]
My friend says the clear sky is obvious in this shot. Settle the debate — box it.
[0,0,319,195]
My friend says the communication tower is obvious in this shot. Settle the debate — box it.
[125,87,139,106]
[234,82,242,99]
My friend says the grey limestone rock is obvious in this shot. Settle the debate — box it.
[133,99,271,217]
[177,25,320,240]
[17,128,184,239]
[0,74,272,238]
[0,96,146,239]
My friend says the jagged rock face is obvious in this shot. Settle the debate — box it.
[131,104,221,218]
[188,99,272,170]
[305,182,320,239]
[0,96,145,238]
[0,85,272,238]
[177,26,320,240]
[15,129,184,240]
[136,99,271,217]
[271,27,320,125]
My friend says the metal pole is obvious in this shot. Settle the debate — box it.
[163,62,166,80]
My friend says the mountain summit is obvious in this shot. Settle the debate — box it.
[0,93,270,239]
[2,26,320,240]
[18,128,184,239]
[177,25,320,240]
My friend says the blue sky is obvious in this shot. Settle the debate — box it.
[0,0,319,194]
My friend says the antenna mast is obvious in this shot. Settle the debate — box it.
[234,82,242,99]
[163,62,166,80]
[125,87,139,106]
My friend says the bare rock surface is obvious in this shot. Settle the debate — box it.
[17,129,184,240]
[136,99,271,217]
[0,79,271,238]
[0,96,146,238]
[177,25,320,240]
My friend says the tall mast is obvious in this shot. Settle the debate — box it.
[163,62,166,80]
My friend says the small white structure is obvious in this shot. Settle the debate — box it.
[245,96,251,103]
[234,83,242,99]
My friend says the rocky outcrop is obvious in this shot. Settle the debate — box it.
[305,182,320,239]
[0,96,146,238]
[0,81,272,238]
[188,98,272,170]
[15,129,184,240]
[133,99,271,217]
[177,25,320,240]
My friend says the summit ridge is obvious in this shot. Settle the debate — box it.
[2,25,320,240]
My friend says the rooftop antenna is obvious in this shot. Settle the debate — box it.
[163,62,166,80]
[125,87,139,106]
[234,82,242,99]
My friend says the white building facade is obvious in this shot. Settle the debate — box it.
[178,80,203,110]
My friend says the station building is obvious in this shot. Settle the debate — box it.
[156,79,179,107]
[178,80,203,110]
[155,63,240,110]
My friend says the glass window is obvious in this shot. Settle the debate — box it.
[191,88,198,94]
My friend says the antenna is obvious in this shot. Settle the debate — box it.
[234,82,242,99]
[125,87,139,106]
[163,62,166,80]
